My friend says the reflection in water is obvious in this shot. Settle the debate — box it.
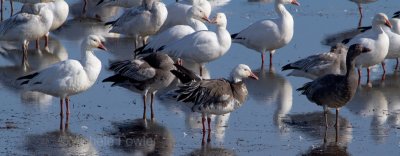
[70,0,121,22]
[0,38,67,105]
[346,84,389,143]
[187,143,236,156]
[52,18,112,41]
[374,74,400,129]
[284,112,352,155]
[25,119,97,155]
[245,67,293,134]
[109,119,174,155]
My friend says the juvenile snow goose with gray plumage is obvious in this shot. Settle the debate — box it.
[171,64,258,143]
[102,53,176,120]
[297,44,370,129]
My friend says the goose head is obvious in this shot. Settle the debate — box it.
[84,35,107,51]
[277,0,300,6]
[188,6,210,23]
[231,64,259,83]
[373,13,392,28]
[347,44,371,61]
[210,13,227,28]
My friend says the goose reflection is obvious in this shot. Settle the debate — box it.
[70,0,121,22]
[284,112,352,155]
[108,119,174,155]
[245,67,293,134]
[52,18,112,41]
[346,83,389,143]
[25,119,98,155]
[0,39,67,105]
[187,143,236,156]
[380,74,400,128]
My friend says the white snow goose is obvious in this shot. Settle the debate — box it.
[161,0,211,31]
[171,64,258,143]
[0,5,53,70]
[136,5,210,55]
[282,43,348,80]
[16,35,107,120]
[348,0,377,26]
[297,44,370,128]
[102,53,176,120]
[21,0,69,49]
[154,13,231,76]
[231,0,300,67]
[106,0,167,50]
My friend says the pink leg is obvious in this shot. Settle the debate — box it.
[60,98,64,117]
[44,33,49,49]
[201,114,206,145]
[65,97,70,115]
[381,62,386,81]
[269,52,273,67]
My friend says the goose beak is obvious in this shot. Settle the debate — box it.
[96,0,105,6]
[202,16,211,23]
[98,42,107,51]
[385,19,392,28]
[249,72,259,80]
[291,0,300,6]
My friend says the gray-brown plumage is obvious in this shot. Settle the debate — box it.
[171,64,258,143]
[297,44,371,128]
[103,53,175,120]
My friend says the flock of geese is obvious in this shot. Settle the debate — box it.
[0,0,398,145]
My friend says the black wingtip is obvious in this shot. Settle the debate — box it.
[102,74,126,83]
[358,26,372,33]
[16,72,39,80]
[20,80,29,85]
[104,20,116,26]
[281,64,299,71]
[231,33,238,39]
[171,64,200,83]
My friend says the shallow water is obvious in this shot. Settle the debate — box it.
[1,0,400,155]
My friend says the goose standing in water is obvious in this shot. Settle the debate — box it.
[157,13,231,76]
[106,0,167,51]
[231,0,300,67]
[297,44,371,128]
[21,0,69,49]
[282,43,348,80]
[0,5,53,70]
[103,53,176,120]
[137,5,210,55]
[171,64,258,143]
[17,35,107,121]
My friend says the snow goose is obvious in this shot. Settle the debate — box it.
[71,0,120,22]
[16,35,107,118]
[158,13,231,76]
[0,5,53,70]
[231,0,300,67]
[96,0,143,8]
[1,0,53,20]
[106,0,167,50]
[348,0,377,26]
[21,0,69,49]
[102,53,176,120]
[282,43,348,80]
[171,64,258,143]
[137,5,210,55]
[161,0,211,31]
[297,44,371,128]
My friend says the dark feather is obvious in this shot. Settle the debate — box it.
[281,64,301,71]
[358,26,372,33]
[341,38,351,44]
[105,20,116,26]
[102,74,129,86]
[17,72,39,80]
[231,33,238,39]
[170,64,201,83]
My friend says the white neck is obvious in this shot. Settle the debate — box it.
[80,46,102,83]
[230,74,243,83]
[186,16,207,31]
[215,23,231,51]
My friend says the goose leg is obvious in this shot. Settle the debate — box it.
[36,39,40,50]
[324,109,328,128]
[269,51,273,67]
[207,116,211,143]
[60,98,64,117]
[9,0,12,17]
[65,97,70,116]
[260,52,264,66]
[142,94,147,120]
[357,68,361,85]
[134,39,138,59]
[199,66,203,77]
[150,92,155,120]
[82,0,87,15]
[396,58,399,71]
[335,108,339,142]
[44,32,49,50]
[201,114,206,145]
[357,3,362,27]
[1,0,3,21]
